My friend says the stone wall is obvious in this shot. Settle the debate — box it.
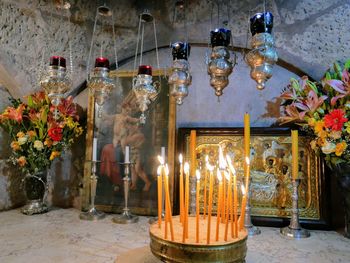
[0,0,349,211]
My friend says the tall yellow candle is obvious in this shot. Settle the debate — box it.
[224,170,231,241]
[183,162,190,242]
[292,130,299,180]
[196,170,201,243]
[240,185,247,231]
[164,164,174,241]
[190,130,197,178]
[206,163,214,244]
[157,165,162,228]
[216,169,223,241]
[240,157,250,229]
[244,113,250,161]
[179,154,184,224]
[222,172,226,223]
[203,155,209,219]
[227,155,238,237]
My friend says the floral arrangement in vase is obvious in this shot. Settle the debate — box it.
[0,91,83,175]
[279,60,350,167]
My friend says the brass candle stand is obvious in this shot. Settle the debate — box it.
[80,160,106,220]
[280,178,310,238]
[112,162,139,224]
[244,178,261,236]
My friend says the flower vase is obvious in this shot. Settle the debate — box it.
[333,163,350,238]
[21,171,48,215]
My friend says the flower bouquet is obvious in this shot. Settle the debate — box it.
[279,60,350,237]
[0,91,83,214]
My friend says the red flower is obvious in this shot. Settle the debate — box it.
[324,109,348,131]
[48,127,63,141]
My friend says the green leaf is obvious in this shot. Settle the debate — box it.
[325,72,332,80]
[27,95,33,108]
[344,59,350,70]
[290,78,300,91]
[307,80,318,93]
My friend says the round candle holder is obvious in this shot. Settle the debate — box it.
[149,216,247,263]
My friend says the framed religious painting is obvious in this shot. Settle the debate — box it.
[176,127,331,229]
[82,69,176,215]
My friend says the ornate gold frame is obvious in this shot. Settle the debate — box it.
[177,128,330,228]
[82,69,176,215]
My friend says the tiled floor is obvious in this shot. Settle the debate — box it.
[0,208,349,263]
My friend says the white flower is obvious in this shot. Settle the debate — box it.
[18,136,28,145]
[33,140,44,151]
[321,141,336,154]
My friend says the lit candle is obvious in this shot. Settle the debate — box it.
[227,155,238,237]
[240,157,250,229]
[216,169,223,241]
[206,163,214,244]
[224,170,231,241]
[244,113,250,161]
[92,137,97,162]
[196,169,201,243]
[219,146,226,224]
[292,130,298,180]
[240,185,247,231]
[164,164,174,241]
[179,154,184,224]
[190,130,196,177]
[203,155,209,219]
[125,146,130,163]
[157,166,162,228]
[183,162,190,242]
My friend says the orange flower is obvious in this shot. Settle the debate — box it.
[335,141,347,156]
[314,121,325,134]
[17,156,27,167]
[26,130,37,139]
[50,151,61,161]
[44,138,53,147]
[16,132,25,138]
[10,141,20,151]
[3,104,25,123]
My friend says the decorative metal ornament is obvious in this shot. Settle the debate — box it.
[87,57,115,117]
[169,42,192,105]
[207,28,234,97]
[245,12,278,90]
[133,65,159,124]
[132,11,160,124]
[40,56,72,107]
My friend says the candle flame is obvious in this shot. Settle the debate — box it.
[218,146,227,169]
[241,184,246,195]
[158,155,164,165]
[224,170,230,181]
[226,155,236,175]
[205,155,209,163]
[157,165,162,176]
[217,168,222,182]
[206,162,214,172]
[184,162,190,174]
[179,154,183,164]
[165,164,169,176]
[196,169,201,181]
[246,156,250,166]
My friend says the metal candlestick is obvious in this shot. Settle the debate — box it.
[80,161,106,220]
[280,178,310,238]
[190,175,197,215]
[244,178,261,236]
[112,162,139,224]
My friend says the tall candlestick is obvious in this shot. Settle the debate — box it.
[164,164,174,241]
[206,163,214,244]
[216,169,223,241]
[125,146,130,163]
[183,162,190,242]
[292,130,298,180]
[196,170,201,243]
[179,154,184,224]
[92,138,97,161]
[157,166,162,228]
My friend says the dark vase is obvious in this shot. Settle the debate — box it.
[21,171,48,215]
[333,163,350,238]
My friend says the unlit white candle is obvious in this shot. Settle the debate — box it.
[92,138,97,162]
[125,146,130,163]
[161,147,166,162]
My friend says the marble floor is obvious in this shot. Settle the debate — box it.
[0,208,349,263]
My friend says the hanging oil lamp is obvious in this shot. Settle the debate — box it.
[40,56,72,107]
[132,11,160,124]
[169,42,192,105]
[87,57,115,117]
[245,12,278,90]
[207,28,234,97]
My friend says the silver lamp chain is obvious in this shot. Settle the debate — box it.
[111,13,119,70]
[133,17,142,75]
[86,10,99,81]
